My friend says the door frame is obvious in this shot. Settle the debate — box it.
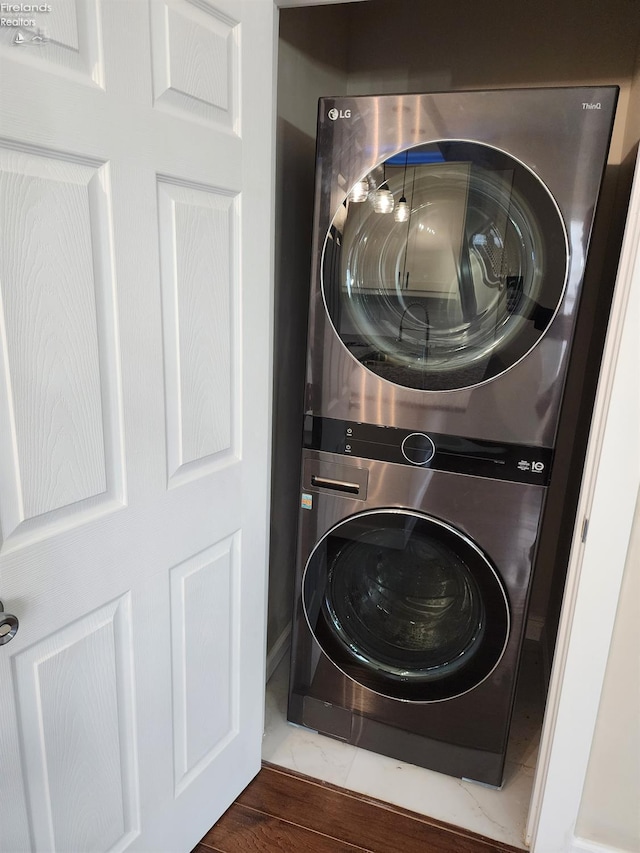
[526,152,640,851]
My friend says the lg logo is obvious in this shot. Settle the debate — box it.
[328,107,351,120]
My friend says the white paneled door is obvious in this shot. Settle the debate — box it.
[0,1,275,850]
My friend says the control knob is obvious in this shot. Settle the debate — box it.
[401,433,435,466]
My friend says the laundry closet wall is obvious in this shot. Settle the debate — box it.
[268,6,348,664]
[577,489,640,849]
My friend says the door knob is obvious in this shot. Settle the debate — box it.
[0,601,18,645]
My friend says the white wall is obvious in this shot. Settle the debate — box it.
[576,489,640,851]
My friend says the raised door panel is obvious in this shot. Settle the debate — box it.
[170,534,240,795]
[0,145,124,551]
[13,596,139,852]
[0,0,104,87]
[150,0,239,131]
[157,177,239,486]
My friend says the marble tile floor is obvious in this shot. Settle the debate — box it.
[262,642,545,850]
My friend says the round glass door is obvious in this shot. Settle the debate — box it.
[322,141,568,390]
[302,510,510,702]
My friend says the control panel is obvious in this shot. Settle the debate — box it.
[304,416,553,486]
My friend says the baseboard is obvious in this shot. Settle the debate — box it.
[266,622,291,681]
[571,836,629,853]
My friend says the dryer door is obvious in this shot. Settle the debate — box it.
[322,141,568,390]
[302,509,509,702]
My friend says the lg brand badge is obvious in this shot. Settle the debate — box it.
[328,107,351,120]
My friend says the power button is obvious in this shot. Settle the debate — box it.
[401,433,436,466]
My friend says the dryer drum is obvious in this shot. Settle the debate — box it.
[302,510,510,703]
[322,140,568,391]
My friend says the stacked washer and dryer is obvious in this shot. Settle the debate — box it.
[287,88,617,787]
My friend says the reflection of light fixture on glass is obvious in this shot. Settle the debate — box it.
[374,183,394,213]
[373,164,394,213]
[394,197,409,222]
[348,179,369,203]
[394,149,410,222]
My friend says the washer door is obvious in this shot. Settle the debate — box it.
[302,510,510,702]
[322,141,568,390]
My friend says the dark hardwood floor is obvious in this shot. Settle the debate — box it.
[195,763,523,852]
